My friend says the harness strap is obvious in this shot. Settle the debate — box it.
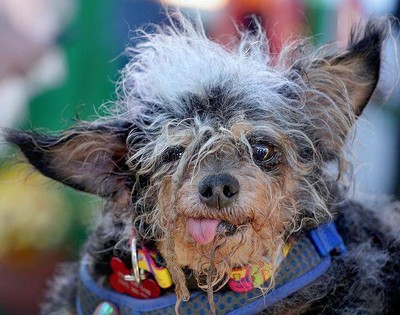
[309,222,347,257]
[77,222,346,315]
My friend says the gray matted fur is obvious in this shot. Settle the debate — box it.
[5,12,400,315]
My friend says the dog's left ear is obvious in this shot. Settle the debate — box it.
[309,20,386,115]
[297,20,387,159]
[6,121,136,204]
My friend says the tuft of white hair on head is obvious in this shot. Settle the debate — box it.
[114,11,280,118]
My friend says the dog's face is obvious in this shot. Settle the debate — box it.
[7,15,385,294]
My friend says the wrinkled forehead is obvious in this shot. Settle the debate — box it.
[162,74,298,121]
[155,79,298,144]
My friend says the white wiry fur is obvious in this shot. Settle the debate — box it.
[116,13,301,119]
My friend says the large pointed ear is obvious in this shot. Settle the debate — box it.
[319,20,386,115]
[296,19,387,160]
[6,121,136,204]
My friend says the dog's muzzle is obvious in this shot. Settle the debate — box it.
[198,173,240,209]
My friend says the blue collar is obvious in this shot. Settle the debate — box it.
[77,222,346,315]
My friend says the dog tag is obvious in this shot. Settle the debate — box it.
[109,257,161,299]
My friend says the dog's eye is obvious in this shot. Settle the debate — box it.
[253,144,276,163]
[165,146,184,161]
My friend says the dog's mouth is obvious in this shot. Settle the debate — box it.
[187,217,242,245]
[218,220,238,236]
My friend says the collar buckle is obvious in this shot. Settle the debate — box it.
[124,233,146,284]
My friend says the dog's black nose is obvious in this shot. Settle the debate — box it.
[198,173,239,208]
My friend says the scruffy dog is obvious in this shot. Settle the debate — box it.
[5,13,400,315]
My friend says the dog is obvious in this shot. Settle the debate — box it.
[5,12,400,315]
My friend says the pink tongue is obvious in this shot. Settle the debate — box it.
[187,218,221,245]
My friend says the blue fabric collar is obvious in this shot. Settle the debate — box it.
[77,222,346,315]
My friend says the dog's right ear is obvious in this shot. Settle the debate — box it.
[290,19,387,162]
[5,121,137,204]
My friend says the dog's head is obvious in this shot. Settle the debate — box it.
[6,14,386,297]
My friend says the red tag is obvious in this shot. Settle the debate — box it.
[109,257,161,299]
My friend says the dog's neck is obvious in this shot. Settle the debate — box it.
[78,222,347,314]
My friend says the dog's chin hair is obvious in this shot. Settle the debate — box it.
[162,227,285,314]
[205,235,231,315]
[165,229,190,308]
[193,233,237,289]
[205,233,285,314]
